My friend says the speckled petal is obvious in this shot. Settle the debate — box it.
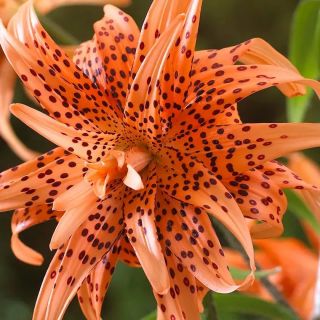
[124,164,170,294]
[11,103,121,162]
[78,238,121,320]
[11,205,62,265]
[158,153,255,278]
[167,122,320,180]
[0,149,83,211]
[74,5,139,111]
[124,14,185,142]
[193,38,306,97]
[33,182,124,320]
[154,249,201,320]
[157,191,246,293]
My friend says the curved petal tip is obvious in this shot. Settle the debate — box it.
[11,234,44,266]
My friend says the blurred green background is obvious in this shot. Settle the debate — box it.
[0,0,313,319]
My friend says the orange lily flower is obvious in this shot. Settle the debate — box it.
[0,0,131,161]
[1,1,320,319]
[227,238,317,320]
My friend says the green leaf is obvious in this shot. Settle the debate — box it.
[230,267,281,280]
[285,189,320,234]
[141,311,156,320]
[287,0,320,122]
[214,293,297,320]
[142,291,297,320]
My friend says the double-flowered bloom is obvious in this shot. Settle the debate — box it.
[1,0,320,319]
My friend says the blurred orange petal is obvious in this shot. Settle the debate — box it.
[35,0,131,14]
[227,238,317,320]
[288,153,320,222]
[0,58,38,160]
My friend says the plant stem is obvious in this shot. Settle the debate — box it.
[257,264,295,313]
[221,229,299,320]
[204,294,218,320]
[38,14,79,45]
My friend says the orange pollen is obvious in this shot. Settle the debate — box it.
[85,147,152,199]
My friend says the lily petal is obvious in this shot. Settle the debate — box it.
[185,65,319,116]
[10,103,121,162]
[0,147,66,184]
[118,236,140,267]
[157,191,242,293]
[154,250,201,320]
[158,153,255,279]
[227,168,288,238]
[35,0,132,15]
[0,59,37,160]
[160,0,203,132]
[124,164,170,294]
[50,181,97,250]
[193,38,305,97]
[0,16,95,131]
[0,150,83,211]
[78,239,121,320]
[5,2,121,131]
[74,5,139,111]
[124,14,185,141]
[11,205,62,265]
[167,122,320,180]
[288,153,320,225]
[123,164,144,190]
[11,234,44,266]
[33,182,124,320]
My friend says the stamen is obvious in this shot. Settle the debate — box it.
[85,147,152,198]
[123,164,144,190]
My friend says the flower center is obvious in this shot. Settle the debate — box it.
[85,146,152,199]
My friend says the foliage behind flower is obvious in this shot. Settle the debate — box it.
[1,0,320,319]
[226,238,317,320]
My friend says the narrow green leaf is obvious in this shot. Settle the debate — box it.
[214,293,297,320]
[287,0,320,122]
[203,293,218,320]
[285,189,320,234]
[230,267,281,280]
